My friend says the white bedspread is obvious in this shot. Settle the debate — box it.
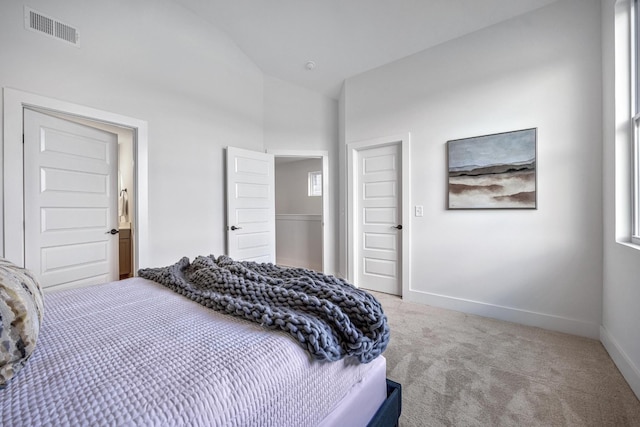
[1,278,381,426]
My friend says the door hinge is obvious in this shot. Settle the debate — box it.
[22,134,25,144]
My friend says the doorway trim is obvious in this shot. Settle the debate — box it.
[346,133,411,295]
[268,149,330,273]
[2,87,149,271]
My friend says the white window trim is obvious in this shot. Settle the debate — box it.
[634,113,640,245]
[632,0,640,245]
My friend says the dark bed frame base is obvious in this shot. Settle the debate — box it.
[367,379,402,427]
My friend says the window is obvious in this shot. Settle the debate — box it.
[633,0,640,244]
[308,171,322,197]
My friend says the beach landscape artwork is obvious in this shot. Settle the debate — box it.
[447,128,537,209]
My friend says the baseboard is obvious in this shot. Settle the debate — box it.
[276,258,322,272]
[404,289,600,339]
[600,326,640,400]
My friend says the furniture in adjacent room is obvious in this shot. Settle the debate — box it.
[118,228,132,279]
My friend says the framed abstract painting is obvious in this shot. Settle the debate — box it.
[447,128,537,209]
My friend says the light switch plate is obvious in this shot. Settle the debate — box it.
[415,205,424,217]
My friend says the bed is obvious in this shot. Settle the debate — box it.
[0,257,401,426]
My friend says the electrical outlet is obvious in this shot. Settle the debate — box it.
[415,205,424,217]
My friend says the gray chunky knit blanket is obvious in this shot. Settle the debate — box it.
[138,255,389,363]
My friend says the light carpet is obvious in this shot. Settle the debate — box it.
[372,291,640,426]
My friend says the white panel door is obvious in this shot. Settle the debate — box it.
[356,144,402,295]
[226,147,275,263]
[24,109,119,290]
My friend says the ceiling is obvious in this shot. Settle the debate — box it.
[174,0,559,100]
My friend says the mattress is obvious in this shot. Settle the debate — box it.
[0,277,385,426]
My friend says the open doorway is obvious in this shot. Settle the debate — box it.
[274,157,323,271]
[31,108,136,281]
[3,88,149,290]
[271,150,329,273]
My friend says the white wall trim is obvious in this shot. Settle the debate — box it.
[2,87,149,270]
[613,0,633,241]
[600,325,640,400]
[406,288,600,339]
[346,133,411,296]
[276,214,322,221]
[269,149,330,273]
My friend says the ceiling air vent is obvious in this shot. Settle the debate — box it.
[24,7,79,46]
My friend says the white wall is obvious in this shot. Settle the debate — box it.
[275,215,323,271]
[343,0,603,338]
[117,132,134,228]
[338,88,347,278]
[0,0,264,266]
[601,0,640,399]
[264,76,339,273]
[275,159,323,215]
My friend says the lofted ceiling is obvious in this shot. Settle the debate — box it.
[174,0,559,99]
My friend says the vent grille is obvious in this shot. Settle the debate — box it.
[25,7,79,46]
[55,21,77,44]
[29,10,54,35]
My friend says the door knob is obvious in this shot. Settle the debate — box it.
[392,225,403,230]
[105,229,119,235]
[230,225,243,231]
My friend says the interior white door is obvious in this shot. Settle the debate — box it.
[356,144,402,295]
[226,147,276,263]
[24,109,119,290]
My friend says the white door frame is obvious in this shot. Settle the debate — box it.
[269,149,330,273]
[2,87,149,271]
[347,133,411,295]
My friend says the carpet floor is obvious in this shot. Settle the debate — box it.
[371,291,640,426]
